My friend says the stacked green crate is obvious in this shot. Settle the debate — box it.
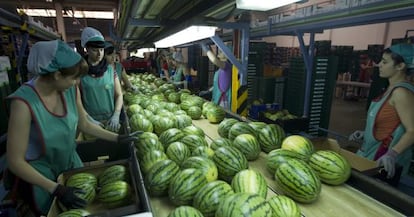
[247,42,268,103]
[284,56,338,136]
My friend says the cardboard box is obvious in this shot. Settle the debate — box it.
[47,159,152,217]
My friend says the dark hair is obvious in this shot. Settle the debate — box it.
[384,48,413,75]
[60,58,89,78]
[104,46,115,55]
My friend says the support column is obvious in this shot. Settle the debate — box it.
[54,3,67,41]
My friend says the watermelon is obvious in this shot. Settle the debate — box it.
[98,165,128,186]
[309,150,351,185]
[159,128,185,148]
[268,195,301,217]
[192,146,215,159]
[168,206,204,217]
[210,138,232,150]
[212,146,249,182]
[165,102,180,112]
[153,116,176,135]
[75,183,95,204]
[275,159,321,203]
[181,134,208,152]
[174,110,188,116]
[217,118,239,138]
[66,173,97,189]
[130,117,153,133]
[231,134,261,161]
[228,122,256,141]
[135,137,164,160]
[181,156,218,182]
[182,125,205,138]
[97,180,132,208]
[231,169,267,198]
[145,159,180,196]
[216,193,273,217]
[248,121,267,134]
[281,135,314,160]
[57,209,90,217]
[138,132,158,141]
[141,150,168,174]
[166,141,192,166]
[175,115,193,129]
[167,92,181,104]
[206,106,226,124]
[168,168,208,206]
[258,124,285,153]
[266,149,305,175]
[193,180,234,217]
[127,104,143,116]
[187,106,202,120]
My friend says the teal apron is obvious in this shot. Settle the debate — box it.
[212,62,232,109]
[357,82,414,175]
[7,82,82,214]
[80,66,115,122]
[115,62,123,78]
[172,65,183,83]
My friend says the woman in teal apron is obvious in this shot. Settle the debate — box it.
[79,27,124,132]
[199,42,232,109]
[350,43,414,178]
[170,51,188,89]
[5,40,138,216]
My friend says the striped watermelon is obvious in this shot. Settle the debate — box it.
[159,128,185,148]
[66,173,97,189]
[182,125,205,138]
[231,169,267,198]
[168,168,208,206]
[142,109,154,119]
[217,118,239,138]
[181,134,208,152]
[74,183,95,204]
[98,165,128,187]
[266,149,305,175]
[258,124,286,153]
[210,138,232,150]
[248,121,267,133]
[57,209,90,217]
[228,122,256,141]
[181,156,218,182]
[175,115,193,129]
[281,135,314,160]
[141,150,168,174]
[145,159,180,196]
[167,92,181,104]
[97,180,132,208]
[206,106,226,124]
[127,104,143,116]
[166,142,191,167]
[231,134,261,161]
[165,102,181,112]
[193,180,234,217]
[135,137,164,160]
[130,117,153,133]
[192,146,215,159]
[212,146,249,182]
[216,193,273,217]
[275,159,321,203]
[187,106,202,120]
[268,195,301,217]
[153,116,176,135]
[168,206,204,217]
[309,150,351,185]
[138,132,158,141]
[174,110,188,116]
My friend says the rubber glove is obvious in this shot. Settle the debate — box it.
[52,184,87,209]
[118,131,142,145]
[87,114,103,127]
[200,42,209,53]
[107,111,121,132]
[377,149,398,178]
[349,130,364,141]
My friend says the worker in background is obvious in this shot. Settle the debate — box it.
[170,51,189,89]
[199,42,232,110]
[5,40,138,215]
[349,43,414,179]
[79,27,123,132]
[156,49,170,79]
[104,41,137,92]
[358,54,374,98]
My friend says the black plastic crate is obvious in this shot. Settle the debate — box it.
[258,110,309,134]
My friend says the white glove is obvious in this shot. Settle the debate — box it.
[349,130,364,141]
[87,115,103,127]
[107,111,121,132]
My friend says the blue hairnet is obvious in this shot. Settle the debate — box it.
[390,43,414,69]
[81,27,105,48]
[27,40,82,75]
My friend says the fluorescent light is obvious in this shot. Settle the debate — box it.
[18,9,114,19]
[131,48,157,58]
[236,0,302,11]
[154,26,217,48]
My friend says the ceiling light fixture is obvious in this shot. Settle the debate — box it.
[154,25,217,48]
[236,0,302,11]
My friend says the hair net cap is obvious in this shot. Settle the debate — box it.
[27,40,82,75]
[390,43,414,69]
[81,27,105,48]
[173,51,184,63]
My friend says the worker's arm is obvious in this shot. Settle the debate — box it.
[6,100,58,193]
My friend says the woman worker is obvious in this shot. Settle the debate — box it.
[104,41,137,92]
[349,43,414,179]
[199,42,232,109]
[6,40,137,215]
[170,51,189,89]
[79,27,123,132]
